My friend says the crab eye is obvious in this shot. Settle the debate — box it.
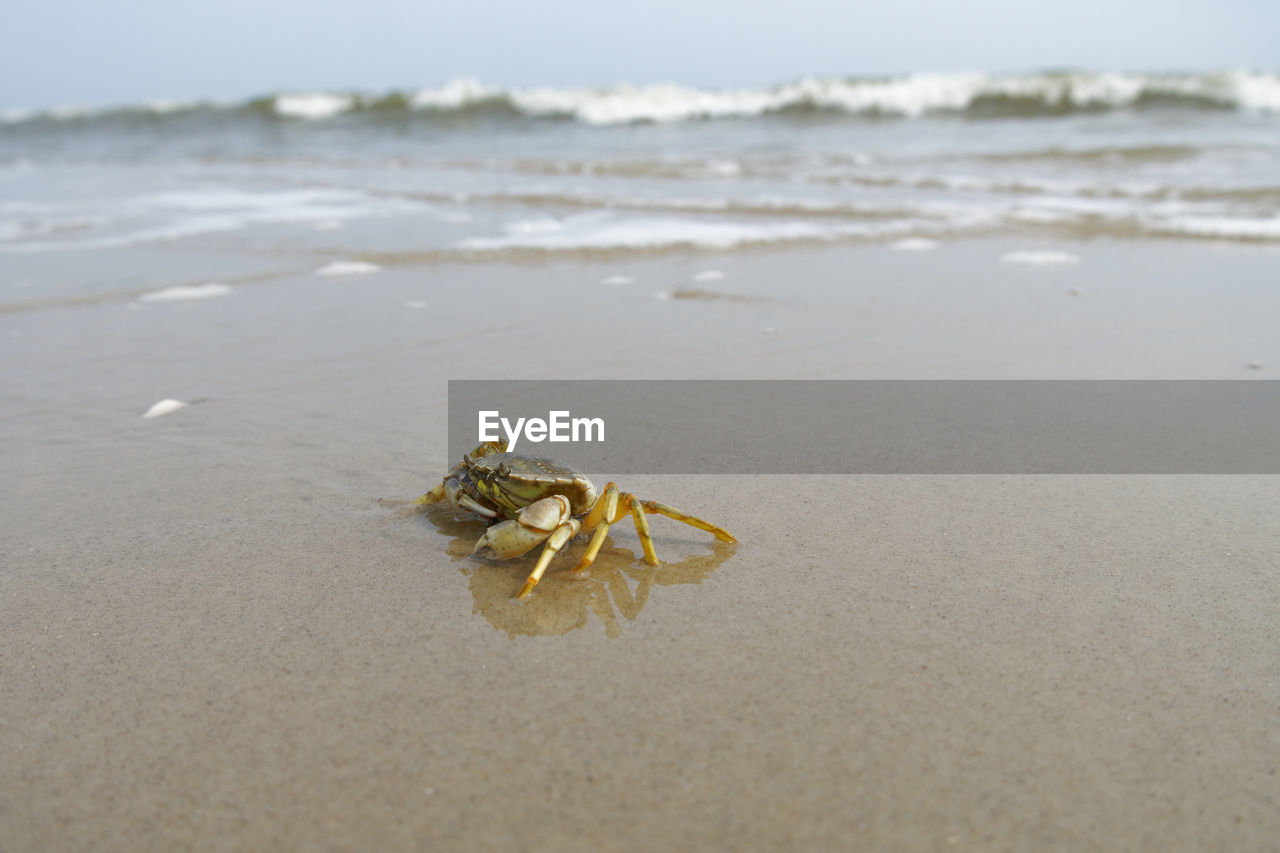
[497,463,510,478]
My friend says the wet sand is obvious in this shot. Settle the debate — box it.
[3,239,1279,849]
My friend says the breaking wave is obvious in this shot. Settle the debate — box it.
[5,70,1279,128]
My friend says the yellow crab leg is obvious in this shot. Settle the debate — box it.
[574,488,737,574]
[416,484,445,504]
[573,484,621,573]
[577,482,617,532]
[516,519,580,598]
[639,500,737,543]
[630,497,658,565]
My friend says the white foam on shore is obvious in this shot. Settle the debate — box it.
[1001,250,1081,265]
[692,270,725,281]
[1147,215,1280,239]
[142,398,188,418]
[314,260,382,277]
[890,238,939,252]
[461,218,821,250]
[457,214,916,252]
[139,283,233,302]
[601,275,634,286]
[1,188,422,255]
[705,159,742,177]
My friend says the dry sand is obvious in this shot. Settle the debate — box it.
[2,239,1279,850]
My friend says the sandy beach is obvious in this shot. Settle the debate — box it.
[2,234,1278,849]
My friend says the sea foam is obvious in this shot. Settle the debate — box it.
[890,238,940,252]
[6,71,1279,129]
[314,260,382,276]
[1001,250,1081,265]
[405,70,1280,125]
[0,188,419,255]
[458,216,846,251]
[274,93,355,120]
[1148,215,1280,239]
[140,283,234,302]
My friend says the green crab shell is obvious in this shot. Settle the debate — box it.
[465,452,598,518]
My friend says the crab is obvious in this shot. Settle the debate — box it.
[419,440,736,597]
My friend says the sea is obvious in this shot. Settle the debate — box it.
[2,70,1279,307]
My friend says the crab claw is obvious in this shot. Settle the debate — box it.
[473,519,542,559]
[472,496,572,559]
[518,495,573,531]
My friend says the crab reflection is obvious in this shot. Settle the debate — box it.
[416,499,737,638]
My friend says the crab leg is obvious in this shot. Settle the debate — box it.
[639,500,737,543]
[573,483,621,573]
[630,499,658,565]
[576,482,617,533]
[573,486,737,576]
[416,483,446,504]
[516,519,581,598]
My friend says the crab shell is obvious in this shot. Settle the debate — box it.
[463,451,598,520]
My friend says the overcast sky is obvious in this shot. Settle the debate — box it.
[2,0,1276,111]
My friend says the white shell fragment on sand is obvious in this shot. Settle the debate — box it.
[1000,250,1081,265]
[139,283,234,302]
[314,260,382,277]
[142,398,188,418]
[890,238,939,252]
